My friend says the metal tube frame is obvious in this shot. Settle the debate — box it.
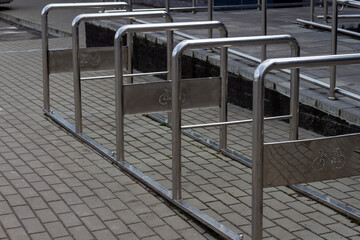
[72,11,173,133]
[114,21,227,165]
[253,52,360,240]
[42,2,130,112]
[297,0,360,101]
[171,34,300,201]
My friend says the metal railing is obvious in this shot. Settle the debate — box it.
[42,2,130,112]
[253,53,360,240]
[71,11,173,133]
[297,0,360,100]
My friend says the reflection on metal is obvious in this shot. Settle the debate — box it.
[297,0,360,101]
[253,53,360,240]
[48,47,128,73]
[263,134,360,188]
[122,77,221,115]
[42,2,130,111]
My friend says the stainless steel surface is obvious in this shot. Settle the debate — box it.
[114,21,228,174]
[148,112,360,222]
[48,47,127,74]
[208,0,213,38]
[171,36,299,232]
[253,52,360,240]
[43,110,241,240]
[122,77,221,115]
[330,0,338,100]
[71,11,173,133]
[42,2,130,112]
[264,133,360,187]
[296,18,360,38]
[181,114,292,129]
[261,0,266,61]
[292,184,360,221]
[297,0,360,101]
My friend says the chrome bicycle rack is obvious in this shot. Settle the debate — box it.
[42,2,131,112]
[252,53,360,240]
[71,11,173,133]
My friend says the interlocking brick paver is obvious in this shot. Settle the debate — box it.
[104,219,130,235]
[21,218,45,234]
[58,212,82,228]
[6,227,30,240]
[0,3,359,240]
[44,221,69,238]
[68,226,94,240]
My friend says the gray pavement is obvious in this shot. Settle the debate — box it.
[0,1,359,239]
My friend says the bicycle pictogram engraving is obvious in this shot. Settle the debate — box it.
[312,147,346,172]
[159,89,185,105]
[80,52,101,68]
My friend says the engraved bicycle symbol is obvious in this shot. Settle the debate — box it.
[159,89,185,105]
[312,147,346,172]
[80,53,101,67]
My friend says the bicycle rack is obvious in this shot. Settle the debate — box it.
[71,11,173,133]
[252,53,360,240]
[42,2,131,112]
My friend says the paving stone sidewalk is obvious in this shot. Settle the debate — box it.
[0,37,215,240]
[0,1,359,239]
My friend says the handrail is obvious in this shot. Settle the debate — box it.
[42,2,130,112]
[72,11,173,133]
[297,0,360,101]
[253,53,360,240]
[114,21,228,167]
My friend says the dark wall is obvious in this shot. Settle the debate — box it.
[85,23,360,136]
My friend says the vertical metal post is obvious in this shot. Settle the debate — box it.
[252,66,265,240]
[329,0,338,100]
[42,11,50,111]
[72,22,83,133]
[261,0,267,61]
[324,0,328,22]
[115,32,125,163]
[208,0,213,38]
[167,27,174,126]
[192,0,197,13]
[219,46,228,150]
[128,0,132,9]
[166,0,170,13]
[310,0,315,22]
[289,62,300,140]
[171,47,182,200]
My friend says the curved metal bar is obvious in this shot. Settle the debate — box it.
[114,21,228,169]
[171,35,300,202]
[42,2,130,112]
[253,52,360,240]
[72,11,173,133]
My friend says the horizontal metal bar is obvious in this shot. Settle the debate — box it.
[108,2,306,13]
[81,75,114,81]
[123,71,168,77]
[337,0,360,7]
[296,18,360,38]
[317,14,360,19]
[148,113,360,222]
[182,115,292,129]
[44,110,242,240]
[291,184,360,222]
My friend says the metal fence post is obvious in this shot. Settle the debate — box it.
[329,0,338,100]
